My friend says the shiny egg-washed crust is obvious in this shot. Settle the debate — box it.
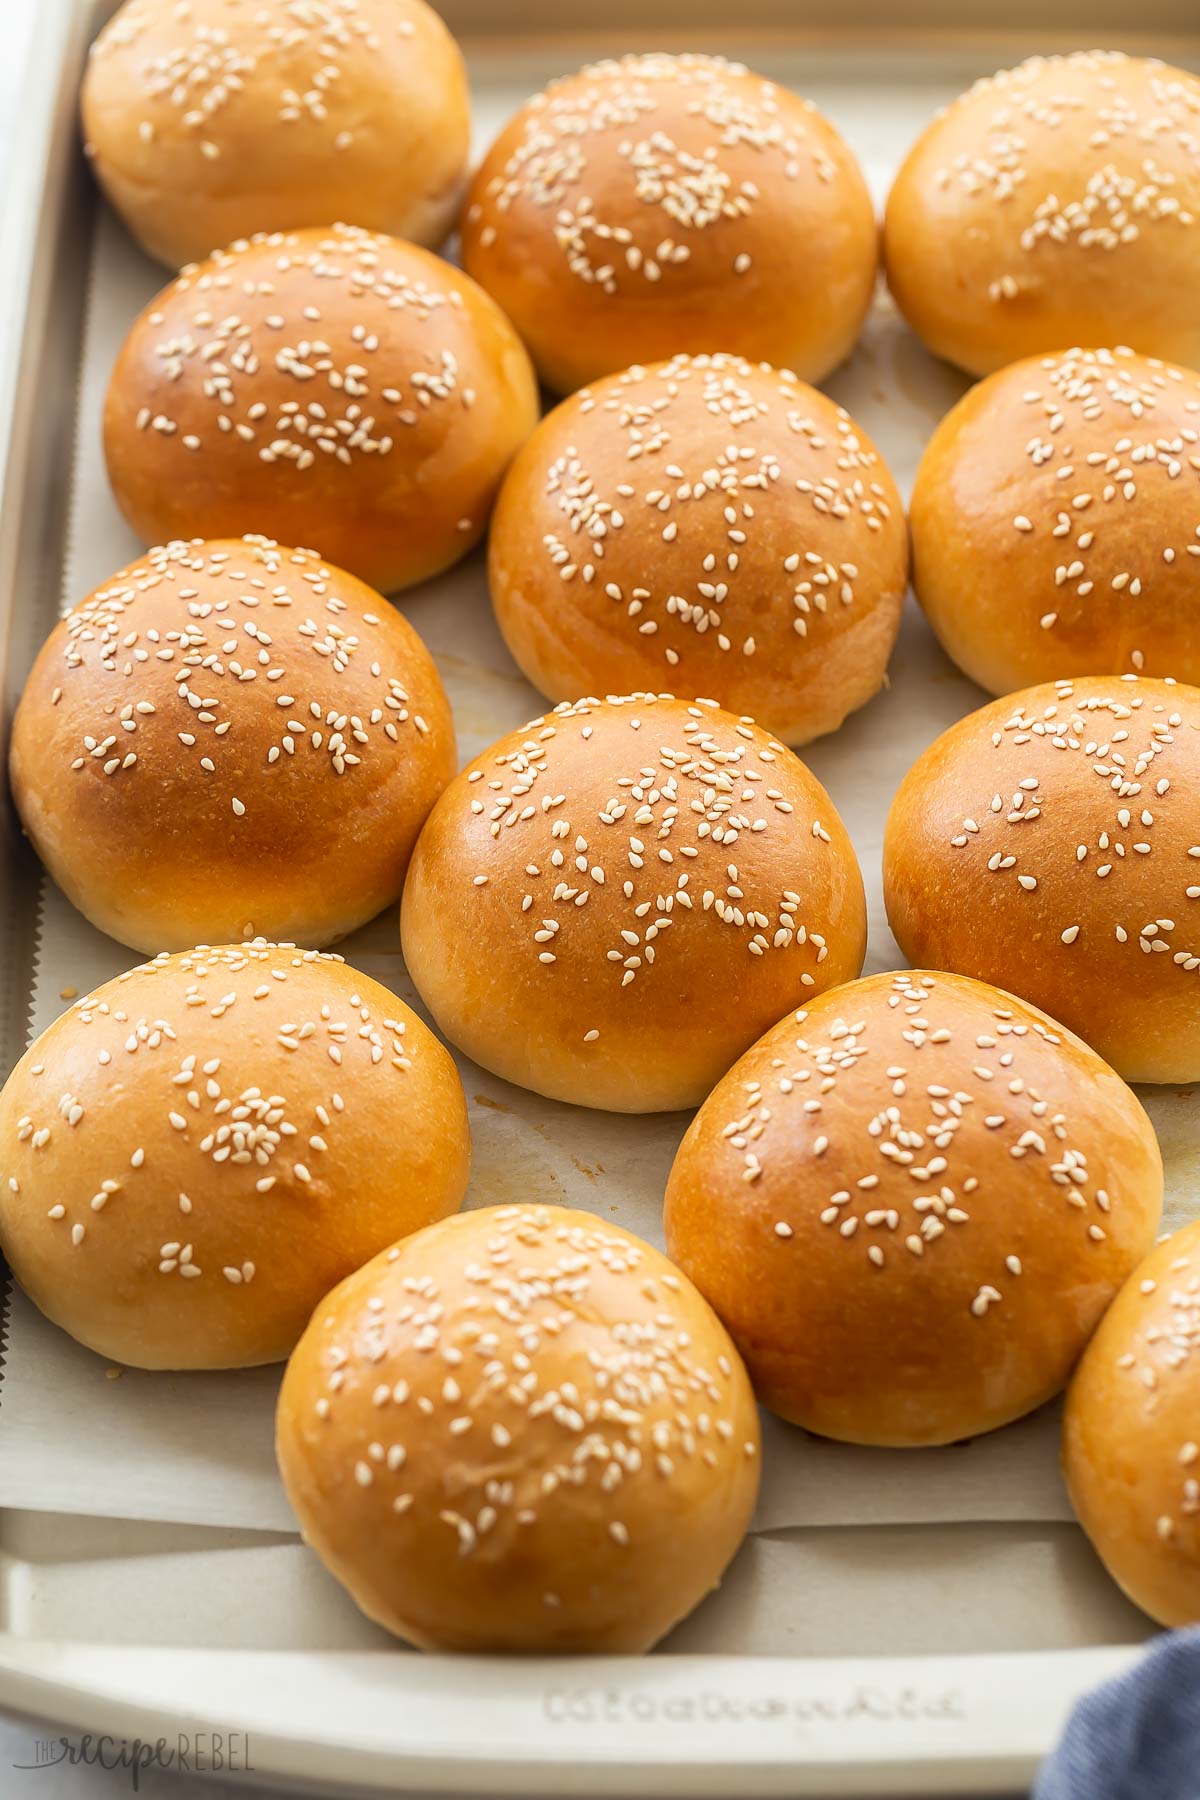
[276,1205,761,1653]
[0,944,470,1370]
[910,347,1200,696]
[461,53,877,395]
[103,226,539,594]
[489,354,908,746]
[1064,1220,1200,1628]
[665,969,1163,1446]
[10,537,455,954]
[884,52,1200,377]
[400,693,867,1113]
[82,0,470,269]
[884,676,1200,1084]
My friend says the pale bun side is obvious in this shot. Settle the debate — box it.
[82,0,470,269]
[10,537,455,954]
[885,51,1200,376]
[462,53,877,394]
[103,227,539,595]
[0,944,470,1370]
[884,675,1200,1085]
[665,969,1163,1447]
[400,694,868,1113]
[489,354,908,746]
[1064,1221,1200,1628]
[911,347,1200,695]
[276,1205,762,1653]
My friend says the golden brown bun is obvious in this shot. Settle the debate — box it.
[82,0,470,269]
[1064,1221,1200,1628]
[0,944,470,1370]
[103,226,539,594]
[276,1204,761,1652]
[665,969,1163,1447]
[884,676,1200,1085]
[461,54,877,395]
[885,52,1200,377]
[911,347,1200,695]
[10,538,455,954]
[400,694,867,1112]
[489,355,908,746]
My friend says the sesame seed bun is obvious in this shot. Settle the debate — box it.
[81,0,470,270]
[102,226,539,594]
[488,355,908,747]
[910,347,1200,696]
[0,943,470,1370]
[399,694,867,1114]
[461,54,877,396]
[275,1204,761,1653]
[883,676,1200,1085]
[884,52,1200,377]
[9,538,455,954]
[1063,1220,1200,1628]
[664,970,1163,1448]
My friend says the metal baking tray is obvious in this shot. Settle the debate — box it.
[1,2,1198,1794]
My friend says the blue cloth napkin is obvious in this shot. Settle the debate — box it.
[1035,1629,1200,1799]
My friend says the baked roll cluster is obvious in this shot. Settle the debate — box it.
[2,6,1198,1653]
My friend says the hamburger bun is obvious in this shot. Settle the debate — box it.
[400,693,867,1112]
[489,354,908,746]
[910,346,1200,695]
[103,226,539,594]
[1064,1220,1200,1628]
[276,1204,761,1652]
[885,51,1200,376]
[82,0,470,269]
[665,969,1163,1445]
[462,53,877,394]
[884,676,1200,1084]
[10,537,455,953]
[0,943,470,1369]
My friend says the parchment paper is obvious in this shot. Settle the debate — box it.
[1,55,1196,1551]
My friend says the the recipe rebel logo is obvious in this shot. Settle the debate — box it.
[13,1731,255,1790]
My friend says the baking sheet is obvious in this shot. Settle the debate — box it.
[1,35,1197,1598]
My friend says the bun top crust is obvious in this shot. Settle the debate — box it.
[885,52,1200,375]
[664,968,1163,1445]
[102,226,539,593]
[276,1204,761,1653]
[462,53,876,391]
[0,942,470,1369]
[910,346,1200,694]
[400,694,867,1111]
[82,0,470,267]
[1064,1219,1200,1627]
[9,537,454,952]
[884,675,1200,1083]
[488,353,908,745]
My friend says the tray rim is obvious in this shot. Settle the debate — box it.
[1,1,1194,1792]
[0,1636,1145,1797]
